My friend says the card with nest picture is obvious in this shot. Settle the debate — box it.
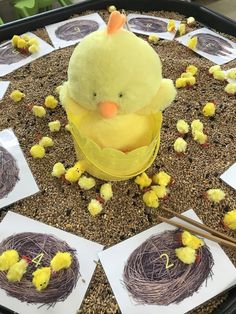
[0,211,104,314]
[0,129,39,209]
[0,81,10,100]
[99,209,236,314]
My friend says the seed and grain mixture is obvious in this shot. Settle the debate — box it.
[0,8,235,314]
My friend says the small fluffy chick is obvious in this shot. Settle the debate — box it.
[39,136,54,147]
[143,190,159,208]
[28,44,39,54]
[153,171,171,187]
[78,176,96,190]
[44,95,58,109]
[202,102,216,117]
[32,267,51,291]
[108,5,116,12]
[167,19,175,32]
[193,130,208,145]
[178,24,186,36]
[48,120,61,132]
[10,90,25,102]
[223,209,236,230]
[191,119,204,135]
[50,252,72,272]
[182,231,204,249]
[186,16,196,26]
[30,145,45,158]
[52,162,66,178]
[0,250,19,271]
[100,183,113,201]
[7,259,28,282]
[175,78,187,88]
[65,167,81,183]
[174,137,187,153]
[206,188,225,203]
[176,119,189,135]
[148,34,159,44]
[187,36,197,49]
[175,247,196,264]
[135,172,152,189]
[209,65,221,75]
[225,83,236,95]
[32,105,46,118]
[186,65,198,75]
[151,185,168,199]
[213,70,225,81]
[227,69,236,80]
[88,199,103,216]
[181,72,193,78]
[73,160,86,173]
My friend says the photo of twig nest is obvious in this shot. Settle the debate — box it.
[123,229,214,305]
[0,146,19,199]
[55,20,99,41]
[128,17,167,33]
[0,232,80,306]
[193,33,233,56]
[0,42,29,65]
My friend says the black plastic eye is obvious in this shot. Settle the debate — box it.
[119,93,123,98]
[93,92,97,97]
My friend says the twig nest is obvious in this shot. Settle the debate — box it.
[88,199,103,216]
[32,105,46,118]
[135,172,152,189]
[30,145,45,158]
[176,119,189,134]
[206,188,225,203]
[175,247,196,264]
[152,171,171,187]
[202,102,216,117]
[223,209,236,230]
[174,137,187,153]
[48,120,61,132]
[39,136,54,148]
[78,176,96,190]
[52,162,66,178]
[10,90,25,102]
[100,183,113,201]
[143,190,159,208]
[44,95,58,109]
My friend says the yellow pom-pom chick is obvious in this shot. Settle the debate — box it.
[178,24,186,36]
[151,185,168,199]
[223,209,236,230]
[0,250,19,271]
[135,172,152,189]
[88,199,103,216]
[209,65,221,75]
[45,95,58,109]
[186,16,196,26]
[30,144,45,158]
[206,188,225,203]
[185,76,196,86]
[39,136,54,148]
[167,20,175,32]
[7,258,28,282]
[28,37,39,46]
[48,120,61,132]
[181,72,193,79]
[10,90,25,102]
[176,119,189,135]
[225,83,236,95]
[191,119,203,135]
[32,267,51,291]
[32,105,46,118]
[65,167,81,183]
[74,160,86,173]
[21,34,31,42]
[193,130,208,145]
[100,183,113,201]
[202,102,216,117]
[108,5,116,13]
[213,70,225,81]
[227,69,236,80]
[78,176,96,190]
[186,65,198,76]
[11,35,21,47]
[17,38,27,49]
[143,190,159,208]
[65,124,71,132]
[175,77,187,88]
[152,171,171,187]
[52,162,66,178]
[187,36,198,49]
[50,252,72,272]
[28,44,39,54]
[148,34,159,44]
[174,137,187,153]
[181,231,204,250]
[175,247,196,264]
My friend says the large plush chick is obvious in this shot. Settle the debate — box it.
[0,250,19,271]
[223,209,236,230]
[50,252,72,272]
[7,258,28,282]
[175,247,196,264]
[32,267,51,291]
[181,231,204,250]
[60,11,176,180]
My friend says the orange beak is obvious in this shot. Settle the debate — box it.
[98,101,118,118]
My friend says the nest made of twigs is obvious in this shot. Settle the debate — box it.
[0,146,19,199]
[123,229,214,305]
[0,232,80,306]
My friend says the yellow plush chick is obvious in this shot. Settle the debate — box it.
[186,16,196,26]
[60,11,176,181]
[167,20,175,32]
[11,35,21,47]
[10,90,25,102]
[206,189,225,203]
[223,209,236,230]
[182,231,204,249]
[65,124,71,132]
[143,190,159,208]
[151,185,168,199]
[185,76,196,86]
[148,34,159,44]
[213,70,225,81]
[28,44,39,54]
[153,171,171,187]
[186,65,198,75]
[45,95,58,109]
[78,176,96,190]
[17,38,27,49]
[50,252,72,272]
[175,247,196,264]
[30,144,45,158]
[73,160,86,173]
[225,83,236,95]
[209,65,221,75]
[174,137,187,153]
[100,183,113,201]
[108,5,116,12]
[65,167,81,183]
[181,72,193,79]
[0,250,19,271]
[176,119,189,135]
[227,69,236,80]
[39,136,54,147]
[32,105,46,118]
[52,162,66,178]
[48,120,61,132]
[191,119,203,135]
[32,267,51,291]
[202,102,216,117]
[175,77,187,88]
[178,24,186,36]
[193,130,208,145]
[88,199,103,216]
[28,37,39,46]
[187,36,198,49]
[7,259,28,282]
[135,172,152,189]
[21,34,31,42]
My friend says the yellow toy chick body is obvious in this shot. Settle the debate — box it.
[32,267,51,291]
[0,250,19,271]
[7,259,28,282]
[50,252,72,272]
[182,231,204,250]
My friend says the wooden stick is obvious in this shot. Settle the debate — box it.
[157,215,236,249]
[162,208,236,244]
